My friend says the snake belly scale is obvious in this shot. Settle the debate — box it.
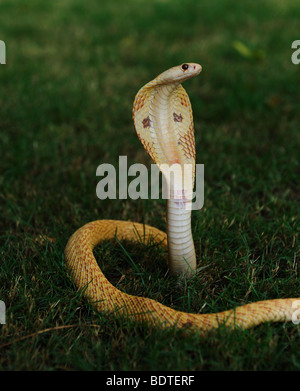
[65,63,299,332]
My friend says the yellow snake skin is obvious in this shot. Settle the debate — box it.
[65,64,299,333]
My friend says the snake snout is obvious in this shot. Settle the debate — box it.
[179,63,202,81]
[191,63,202,74]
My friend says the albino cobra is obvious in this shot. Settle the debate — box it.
[65,63,299,332]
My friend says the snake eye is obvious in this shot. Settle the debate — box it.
[182,64,189,70]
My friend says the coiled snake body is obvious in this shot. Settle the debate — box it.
[65,64,299,332]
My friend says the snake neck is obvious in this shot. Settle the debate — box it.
[135,77,197,276]
[166,195,196,275]
[147,83,182,166]
[148,84,196,275]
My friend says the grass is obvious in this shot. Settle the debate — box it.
[0,0,299,370]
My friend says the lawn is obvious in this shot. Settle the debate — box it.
[0,0,299,370]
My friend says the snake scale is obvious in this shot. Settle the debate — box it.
[65,63,299,332]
